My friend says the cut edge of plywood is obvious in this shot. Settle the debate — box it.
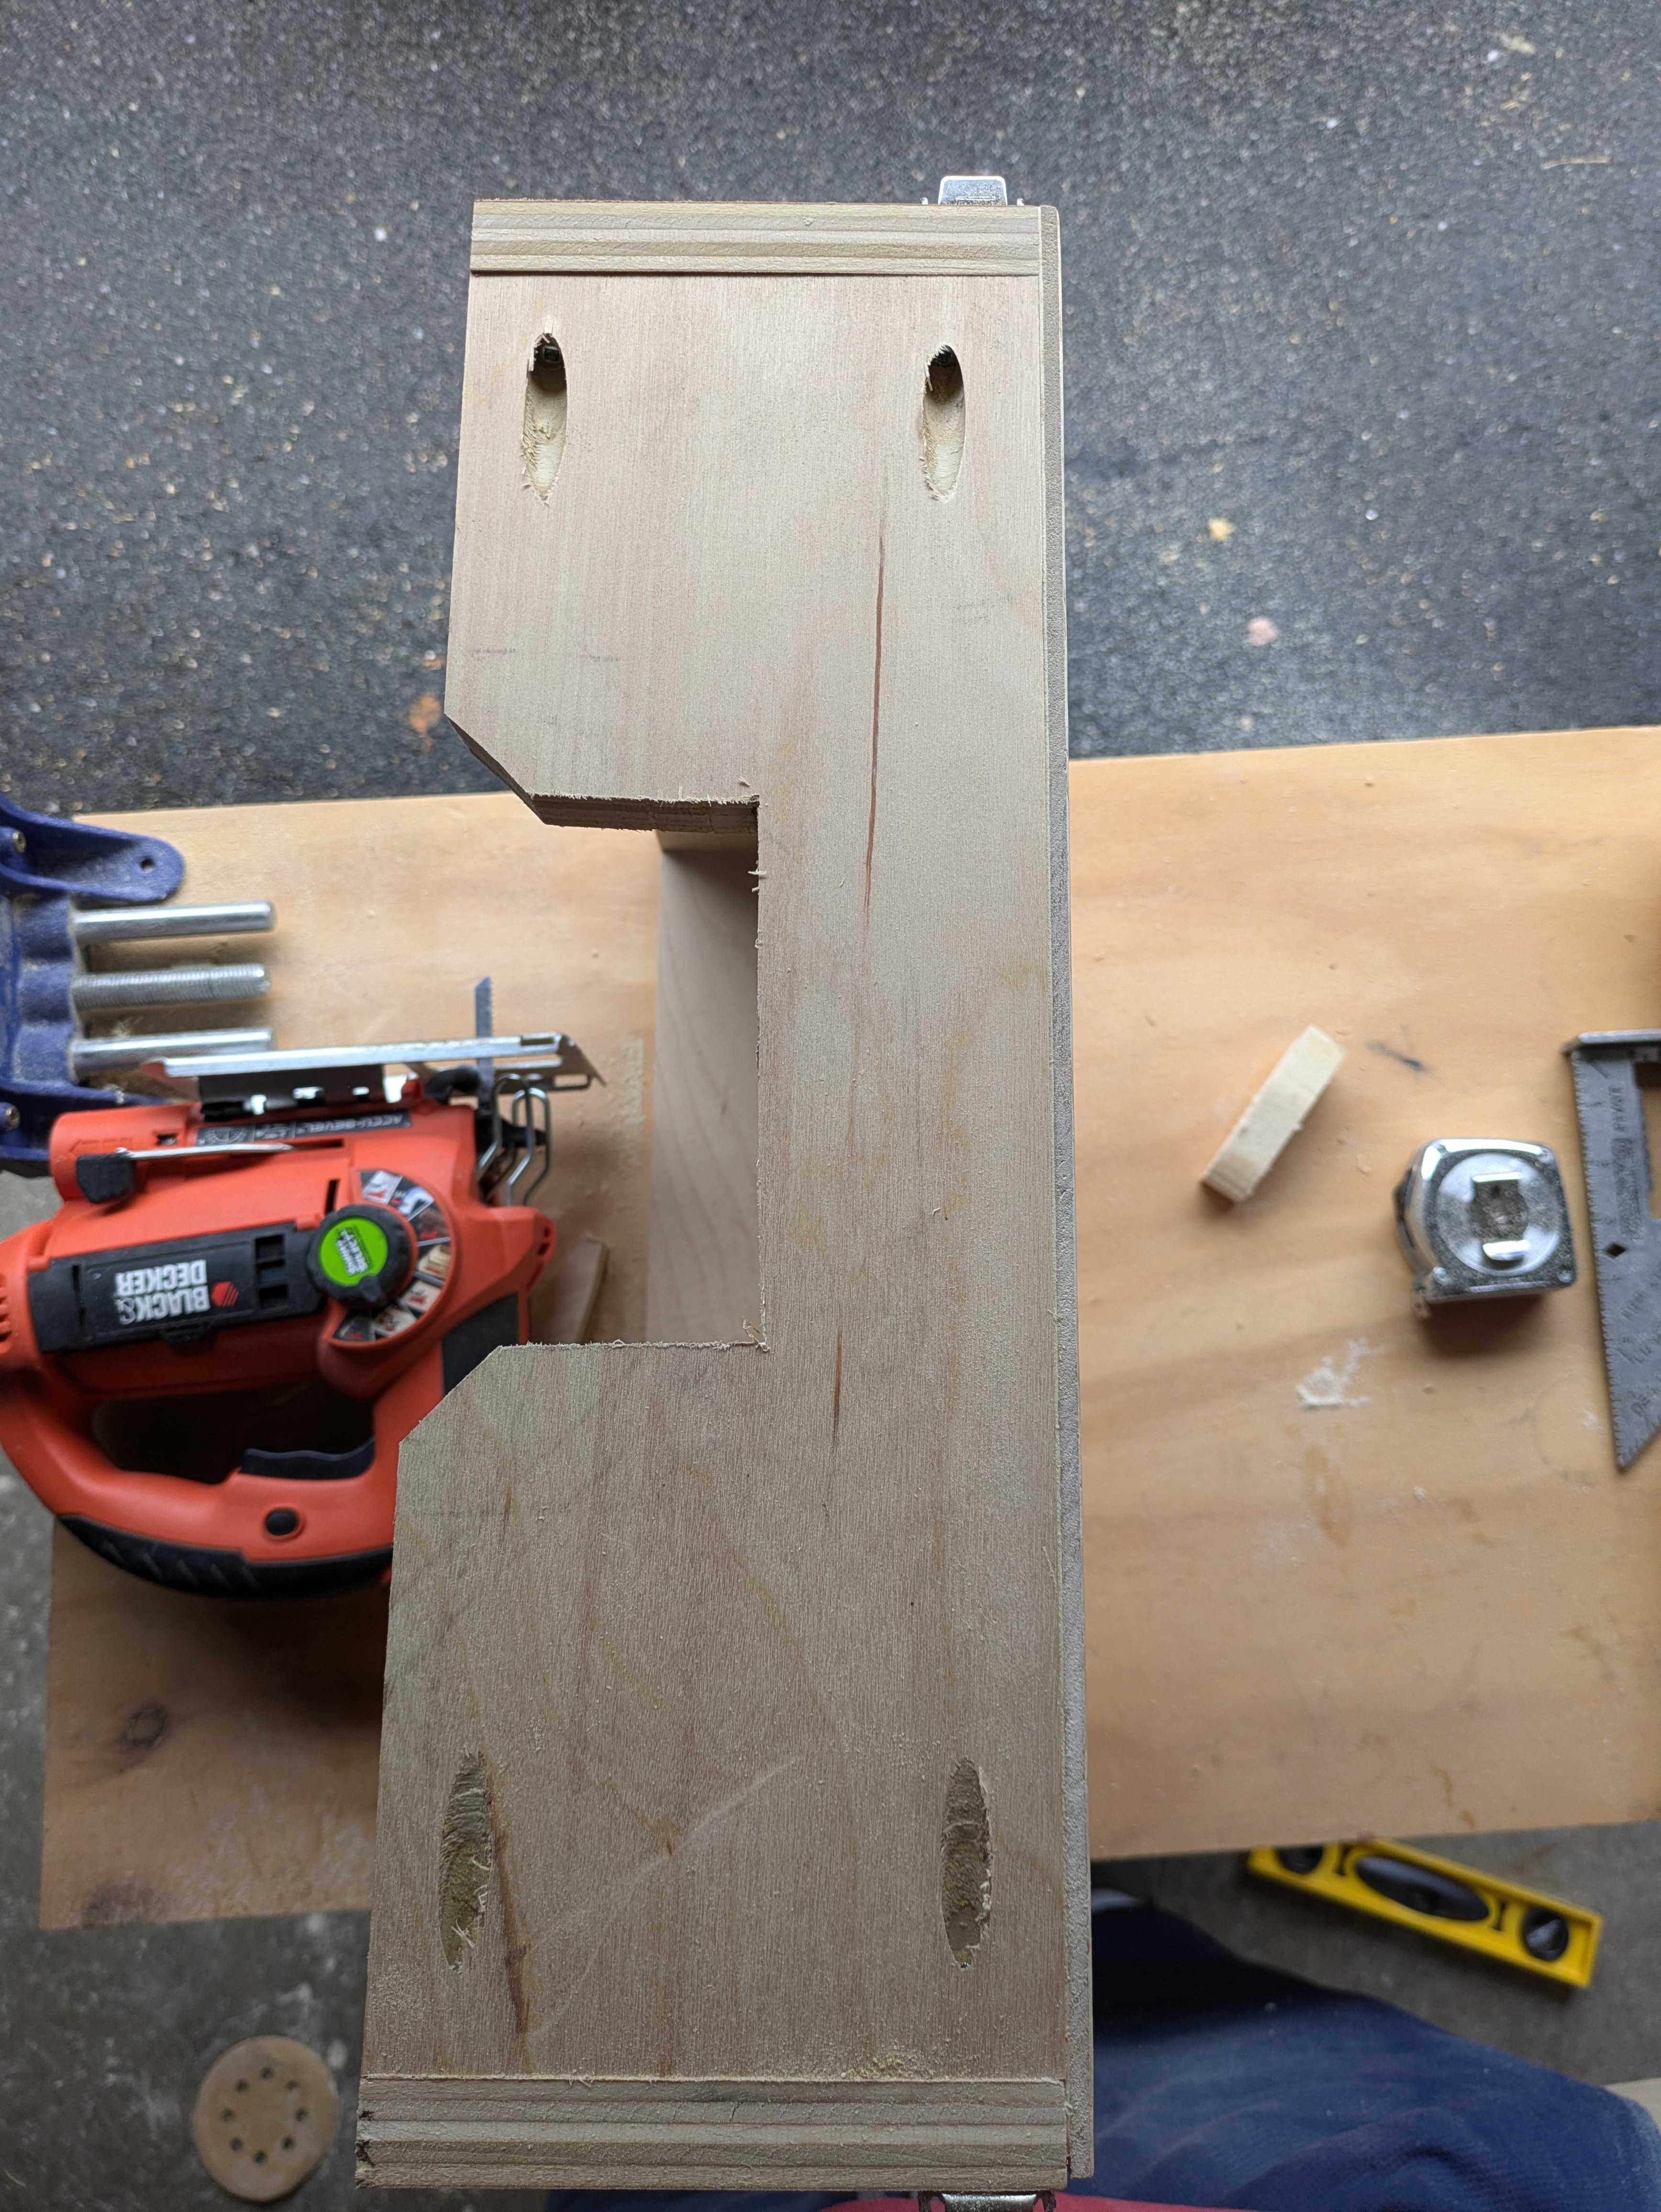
[446,728,761,836]
[470,198,1043,277]
[1038,203,1093,2181]
[354,2075,1069,2193]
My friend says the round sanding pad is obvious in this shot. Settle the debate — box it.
[191,2036,340,2202]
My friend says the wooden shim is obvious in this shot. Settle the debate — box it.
[363,210,1089,2188]
[471,199,1043,277]
[1201,1025,1345,1202]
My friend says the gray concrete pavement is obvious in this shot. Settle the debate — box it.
[2,2,1656,816]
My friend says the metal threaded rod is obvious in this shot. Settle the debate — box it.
[71,900,276,946]
[71,964,270,1012]
[70,1027,275,1078]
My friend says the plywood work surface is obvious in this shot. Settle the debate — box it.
[39,726,1661,1929]
[38,797,659,1929]
[1074,726,1661,1856]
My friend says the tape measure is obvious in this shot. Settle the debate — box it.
[1248,1838,1600,1988]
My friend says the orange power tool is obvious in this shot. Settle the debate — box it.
[0,1028,597,1596]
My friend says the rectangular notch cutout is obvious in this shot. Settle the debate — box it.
[645,823,761,1344]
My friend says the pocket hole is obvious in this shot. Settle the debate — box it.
[522,335,568,499]
[921,347,965,498]
[439,1760,493,1967]
[941,1757,991,1966]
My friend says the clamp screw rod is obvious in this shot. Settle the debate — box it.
[71,963,270,1011]
[72,900,276,946]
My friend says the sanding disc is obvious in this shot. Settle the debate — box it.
[190,2036,340,2202]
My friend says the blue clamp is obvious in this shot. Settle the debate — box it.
[0,796,184,1174]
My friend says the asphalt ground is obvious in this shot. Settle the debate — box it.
[2,1,1657,816]
[2,6,1660,2208]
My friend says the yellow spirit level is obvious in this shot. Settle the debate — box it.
[1247,1838,1600,1989]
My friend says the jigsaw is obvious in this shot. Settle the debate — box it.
[0,1023,598,1595]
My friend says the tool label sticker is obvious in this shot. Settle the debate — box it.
[112,1258,211,1326]
[27,1223,326,1355]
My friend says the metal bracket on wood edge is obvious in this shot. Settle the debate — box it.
[919,2194,1058,2212]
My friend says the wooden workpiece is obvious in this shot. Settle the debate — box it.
[358,199,1089,2193]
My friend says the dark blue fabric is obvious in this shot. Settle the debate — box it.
[546,1900,1661,2212]
[1079,1901,1661,2210]
[545,2199,842,2212]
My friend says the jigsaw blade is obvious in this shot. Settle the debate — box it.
[1565,1032,1661,1469]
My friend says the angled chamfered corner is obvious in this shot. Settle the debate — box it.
[360,200,1089,2193]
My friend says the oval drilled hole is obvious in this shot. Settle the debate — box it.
[921,347,965,498]
[941,1758,991,1966]
[439,1760,493,1967]
[522,335,568,499]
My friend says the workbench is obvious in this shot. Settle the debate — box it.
[35,724,1661,1928]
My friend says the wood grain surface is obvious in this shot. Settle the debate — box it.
[361,219,1087,2189]
[37,797,658,1929]
[444,265,1059,834]
[1074,726,1661,1857]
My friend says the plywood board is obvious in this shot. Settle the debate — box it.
[361,208,1089,2193]
[36,798,658,1928]
[1074,726,1661,1857]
